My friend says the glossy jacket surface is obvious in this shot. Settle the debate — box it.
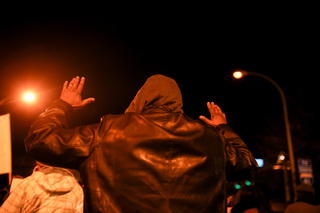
[25,100,256,212]
[25,75,256,212]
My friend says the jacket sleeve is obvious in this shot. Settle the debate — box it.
[24,99,101,169]
[216,124,258,181]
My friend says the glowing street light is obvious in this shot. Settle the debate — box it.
[233,70,297,201]
[23,92,36,104]
[0,91,37,107]
[233,71,248,79]
[279,153,286,161]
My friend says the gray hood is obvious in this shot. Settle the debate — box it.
[33,167,77,194]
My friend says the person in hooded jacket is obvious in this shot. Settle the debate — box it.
[0,162,83,212]
[25,74,257,213]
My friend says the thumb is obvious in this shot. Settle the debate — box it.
[199,115,212,125]
[72,98,95,112]
[82,97,95,106]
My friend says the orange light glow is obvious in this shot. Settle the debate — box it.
[23,92,36,103]
[278,154,285,161]
[233,71,244,79]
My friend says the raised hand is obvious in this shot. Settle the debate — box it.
[60,76,95,111]
[199,102,227,127]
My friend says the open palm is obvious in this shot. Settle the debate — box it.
[199,102,227,127]
[60,76,95,111]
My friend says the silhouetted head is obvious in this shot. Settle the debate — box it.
[125,74,183,113]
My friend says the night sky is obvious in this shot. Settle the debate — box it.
[0,5,319,201]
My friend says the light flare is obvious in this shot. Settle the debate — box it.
[233,71,244,79]
[23,92,36,103]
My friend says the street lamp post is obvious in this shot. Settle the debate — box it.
[233,70,297,201]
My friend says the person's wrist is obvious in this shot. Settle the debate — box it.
[57,98,73,110]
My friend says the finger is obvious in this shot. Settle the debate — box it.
[199,115,212,125]
[209,102,218,119]
[211,102,218,111]
[82,97,95,105]
[207,102,215,116]
[211,102,223,115]
[73,98,95,111]
[73,76,81,89]
[61,81,68,94]
[214,104,223,114]
[77,77,85,92]
[68,78,76,88]
[63,81,68,90]
[214,106,221,114]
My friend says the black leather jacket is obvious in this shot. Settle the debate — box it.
[25,75,257,212]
